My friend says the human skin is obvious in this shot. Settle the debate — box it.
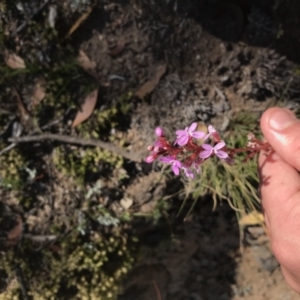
[259,107,300,293]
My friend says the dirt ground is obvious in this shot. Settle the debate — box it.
[120,200,299,300]
[1,0,300,299]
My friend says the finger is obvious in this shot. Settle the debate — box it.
[259,150,300,275]
[259,144,300,276]
[260,107,300,171]
[258,150,300,236]
[281,267,300,294]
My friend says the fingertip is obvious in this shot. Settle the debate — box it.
[260,107,296,137]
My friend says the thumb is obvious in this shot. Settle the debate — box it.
[260,107,300,171]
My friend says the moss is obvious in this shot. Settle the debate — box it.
[0,147,26,190]
[52,100,130,185]
[0,228,135,299]
[53,145,123,185]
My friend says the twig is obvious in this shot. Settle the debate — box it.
[152,279,162,300]
[14,266,28,300]
[23,234,57,242]
[0,117,64,156]
[0,143,17,156]
[65,5,95,39]
[9,133,141,162]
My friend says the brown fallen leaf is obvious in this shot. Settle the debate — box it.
[77,50,97,78]
[135,64,167,99]
[12,87,30,122]
[72,89,98,127]
[108,40,126,57]
[5,214,23,248]
[4,50,26,69]
[31,77,46,107]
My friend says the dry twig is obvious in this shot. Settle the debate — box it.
[152,279,162,300]
[0,118,63,156]
[14,267,29,300]
[9,133,141,162]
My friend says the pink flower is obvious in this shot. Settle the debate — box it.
[204,125,217,140]
[199,141,228,159]
[160,156,182,175]
[175,122,206,146]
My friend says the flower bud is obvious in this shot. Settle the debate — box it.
[147,145,154,151]
[247,133,255,141]
[145,155,155,163]
[155,127,163,137]
[153,146,160,153]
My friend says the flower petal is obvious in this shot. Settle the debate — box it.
[214,141,226,150]
[172,164,180,175]
[174,160,182,167]
[176,135,189,146]
[188,122,197,133]
[203,133,210,141]
[208,125,216,133]
[201,143,213,151]
[216,150,228,159]
[191,131,206,139]
[199,150,212,159]
[160,156,173,163]
[175,129,187,136]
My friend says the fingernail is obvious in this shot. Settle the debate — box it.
[269,110,297,131]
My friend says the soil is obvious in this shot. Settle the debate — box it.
[1,0,300,299]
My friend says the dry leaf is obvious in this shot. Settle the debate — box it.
[12,87,30,122]
[120,197,133,210]
[135,64,167,99]
[239,211,264,226]
[77,50,97,77]
[108,40,126,57]
[5,214,23,248]
[31,77,46,107]
[4,50,26,69]
[72,89,98,127]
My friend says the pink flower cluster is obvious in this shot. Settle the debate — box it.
[145,123,271,179]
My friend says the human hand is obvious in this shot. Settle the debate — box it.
[259,107,300,293]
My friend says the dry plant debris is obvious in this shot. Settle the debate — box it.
[72,89,98,127]
[77,49,97,78]
[4,50,26,69]
[30,77,46,107]
[135,64,167,99]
